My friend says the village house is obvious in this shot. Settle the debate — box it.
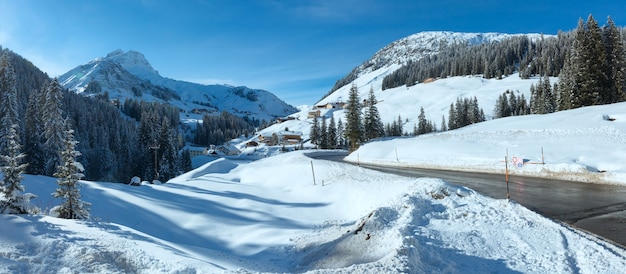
[257,131,303,146]
[215,144,240,156]
[277,131,303,145]
[307,109,321,119]
[313,102,345,110]
[187,146,209,157]
[276,116,296,123]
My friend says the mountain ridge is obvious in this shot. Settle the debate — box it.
[59,50,297,122]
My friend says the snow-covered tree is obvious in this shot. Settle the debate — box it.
[157,117,179,182]
[336,118,345,149]
[447,103,457,130]
[24,88,46,175]
[52,125,90,219]
[602,16,626,103]
[43,78,66,176]
[0,52,19,154]
[0,52,36,214]
[181,149,192,173]
[0,126,36,214]
[417,107,434,135]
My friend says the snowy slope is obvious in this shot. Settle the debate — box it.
[347,101,626,185]
[249,72,549,155]
[1,151,625,273]
[59,50,297,122]
[247,32,551,152]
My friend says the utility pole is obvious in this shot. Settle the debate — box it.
[150,144,160,180]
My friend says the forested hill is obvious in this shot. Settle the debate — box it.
[0,48,188,184]
[325,32,531,98]
[322,18,625,104]
[301,15,626,153]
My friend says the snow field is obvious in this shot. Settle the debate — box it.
[1,150,626,273]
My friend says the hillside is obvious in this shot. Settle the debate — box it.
[242,32,554,153]
[59,50,297,122]
[324,31,547,99]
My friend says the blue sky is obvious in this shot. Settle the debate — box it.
[0,0,624,106]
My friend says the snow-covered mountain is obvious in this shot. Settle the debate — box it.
[358,31,521,76]
[247,31,550,151]
[327,31,544,95]
[59,50,298,122]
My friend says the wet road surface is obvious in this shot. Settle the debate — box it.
[310,152,626,248]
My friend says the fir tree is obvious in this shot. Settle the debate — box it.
[310,117,320,148]
[320,117,328,149]
[52,125,90,219]
[557,52,574,110]
[602,16,626,103]
[448,103,457,130]
[508,91,518,116]
[336,118,345,149]
[139,110,160,180]
[328,115,337,149]
[387,114,404,136]
[345,84,363,151]
[0,55,36,214]
[43,78,66,176]
[582,15,608,105]
[567,16,607,108]
[157,118,178,182]
[417,107,429,135]
[24,88,46,175]
[181,149,193,173]
[542,76,556,113]
[363,87,384,141]
[0,52,19,154]
[0,125,36,214]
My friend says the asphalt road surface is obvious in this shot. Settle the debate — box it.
[310,151,626,248]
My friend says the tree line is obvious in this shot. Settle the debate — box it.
[1,51,88,218]
[493,15,626,119]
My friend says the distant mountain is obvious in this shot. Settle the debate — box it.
[59,50,297,122]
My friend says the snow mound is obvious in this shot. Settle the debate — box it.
[175,157,239,181]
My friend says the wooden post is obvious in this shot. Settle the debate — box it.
[310,161,316,185]
[505,149,510,200]
[541,147,545,165]
[395,148,399,162]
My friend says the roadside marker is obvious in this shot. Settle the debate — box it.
[505,149,510,200]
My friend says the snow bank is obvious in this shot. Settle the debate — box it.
[347,102,626,185]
